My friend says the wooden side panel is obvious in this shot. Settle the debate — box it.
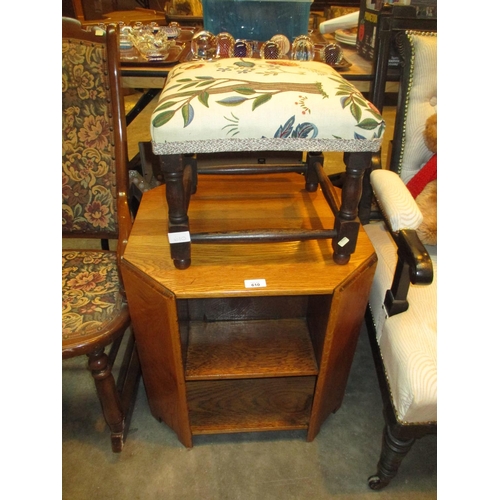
[307,254,377,441]
[121,261,193,447]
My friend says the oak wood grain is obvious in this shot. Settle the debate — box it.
[123,173,376,298]
[121,262,193,447]
[185,318,319,380]
[187,377,315,434]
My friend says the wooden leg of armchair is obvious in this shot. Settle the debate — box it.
[368,424,415,490]
[88,348,125,453]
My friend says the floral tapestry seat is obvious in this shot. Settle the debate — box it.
[149,58,386,269]
[62,251,127,349]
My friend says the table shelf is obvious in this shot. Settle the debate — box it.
[185,318,319,380]
[188,377,315,435]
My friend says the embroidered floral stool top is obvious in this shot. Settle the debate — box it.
[150,58,385,269]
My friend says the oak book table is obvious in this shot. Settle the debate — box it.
[121,173,377,448]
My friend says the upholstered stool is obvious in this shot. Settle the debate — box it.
[150,58,385,269]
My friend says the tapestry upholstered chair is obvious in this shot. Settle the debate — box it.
[62,17,141,452]
[363,30,437,489]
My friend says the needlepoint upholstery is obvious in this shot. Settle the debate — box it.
[62,250,127,342]
[150,58,385,155]
[62,37,118,237]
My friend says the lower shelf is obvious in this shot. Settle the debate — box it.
[187,376,316,434]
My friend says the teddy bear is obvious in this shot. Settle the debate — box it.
[405,113,437,246]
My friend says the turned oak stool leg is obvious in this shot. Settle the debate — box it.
[333,152,372,265]
[160,154,194,270]
[87,348,125,453]
[305,152,322,192]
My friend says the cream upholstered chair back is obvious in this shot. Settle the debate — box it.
[390,31,437,184]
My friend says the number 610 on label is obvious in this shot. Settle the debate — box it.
[244,279,267,288]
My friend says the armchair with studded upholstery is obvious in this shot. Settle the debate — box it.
[363,30,437,489]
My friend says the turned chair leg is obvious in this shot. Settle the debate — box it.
[161,154,193,270]
[368,424,415,490]
[333,152,371,265]
[87,348,125,453]
[305,151,321,192]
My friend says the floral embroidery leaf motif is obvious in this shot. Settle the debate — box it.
[155,100,177,111]
[292,122,318,138]
[332,78,385,137]
[152,110,175,127]
[274,116,318,139]
[182,103,195,127]
[152,61,328,130]
[152,60,384,141]
[252,94,272,111]
[217,96,249,106]
[356,118,382,130]
[275,116,295,138]
[198,91,210,107]
[222,113,240,137]
[234,60,256,68]
[234,87,256,95]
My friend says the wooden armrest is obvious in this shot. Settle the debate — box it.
[384,228,433,317]
[397,229,433,285]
